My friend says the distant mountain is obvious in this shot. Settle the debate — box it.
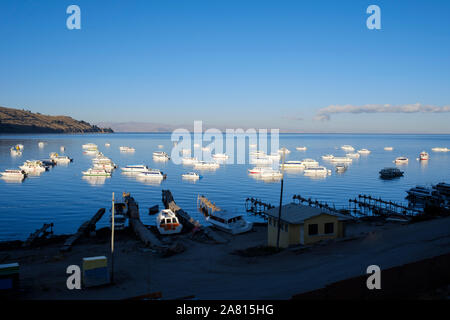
[96,122,187,133]
[0,106,113,133]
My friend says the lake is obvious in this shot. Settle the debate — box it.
[0,133,449,241]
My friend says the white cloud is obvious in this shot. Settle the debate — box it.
[315,103,450,121]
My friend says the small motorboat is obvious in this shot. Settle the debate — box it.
[121,165,150,173]
[248,167,267,174]
[10,147,22,156]
[82,143,97,149]
[304,166,331,175]
[278,148,291,154]
[394,157,409,164]
[250,156,273,165]
[379,167,404,179]
[296,146,307,151]
[281,161,305,169]
[38,142,45,148]
[330,157,352,163]
[384,147,394,151]
[181,157,198,165]
[301,159,319,168]
[60,146,65,151]
[20,160,48,173]
[419,151,429,161]
[1,169,27,180]
[335,164,347,173]
[105,143,111,147]
[431,147,449,152]
[182,172,201,180]
[152,151,170,160]
[82,168,111,177]
[137,170,166,179]
[406,186,433,199]
[321,154,334,160]
[120,146,135,152]
[341,145,355,151]
[212,153,229,160]
[156,209,183,235]
[357,149,371,154]
[53,155,73,164]
[346,152,360,158]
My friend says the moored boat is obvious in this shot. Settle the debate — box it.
[181,172,201,180]
[120,146,135,152]
[296,146,307,151]
[156,209,183,234]
[341,145,355,151]
[321,154,334,160]
[379,167,404,179]
[82,168,111,177]
[206,212,253,234]
[419,151,429,161]
[304,166,331,175]
[1,169,27,180]
[121,165,150,173]
[394,157,409,164]
[357,149,371,154]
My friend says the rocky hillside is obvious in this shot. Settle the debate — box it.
[0,106,113,133]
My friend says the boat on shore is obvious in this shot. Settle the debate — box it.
[379,167,404,179]
[206,212,253,234]
[156,209,183,235]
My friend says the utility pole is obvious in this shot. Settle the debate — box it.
[111,192,115,283]
[276,148,286,249]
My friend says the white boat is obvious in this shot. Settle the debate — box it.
[105,143,110,147]
[431,147,449,152]
[152,151,170,160]
[10,147,22,156]
[206,212,253,234]
[93,163,115,172]
[83,148,99,155]
[16,144,24,151]
[82,143,97,149]
[121,165,150,173]
[158,145,164,149]
[304,166,331,175]
[53,156,73,164]
[182,172,201,180]
[181,157,198,165]
[296,146,307,151]
[321,154,334,160]
[120,146,135,152]
[248,167,268,174]
[419,151,429,161]
[19,160,48,173]
[379,167,404,179]
[60,146,65,151]
[341,145,355,151]
[384,147,394,151]
[357,149,371,154]
[394,157,409,164]
[335,164,347,173]
[82,168,111,177]
[194,161,220,169]
[38,142,45,148]
[212,153,228,160]
[346,152,360,158]
[301,159,319,168]
[330,157,353,163]
[250,156,272,165]
[1,169,26,180]
[278,148,291,154]
[137,169,165,179]
[260,169,283,179]
[249,150,266,156]
[281,161,305,169]
[156,209,183,235]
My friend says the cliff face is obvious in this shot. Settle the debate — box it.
[0,106,113,133]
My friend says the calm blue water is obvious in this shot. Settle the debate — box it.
[0,133,449,241]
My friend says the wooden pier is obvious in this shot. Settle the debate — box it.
[245,197,274,217]
[123,193,165,249]
[292,194,343,215]
[349,194,422,217]
[23,223,53,247]
[60,208,105,252]
[197,195,222,217]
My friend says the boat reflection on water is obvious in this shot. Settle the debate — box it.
[82,176,109,186]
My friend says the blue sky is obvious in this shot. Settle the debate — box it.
[0,0,449,133]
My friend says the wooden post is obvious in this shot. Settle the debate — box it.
[111,192,115,283]
[276,148,286,249]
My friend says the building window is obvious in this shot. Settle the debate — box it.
[324,222,334,234]
[308,224,318,236]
